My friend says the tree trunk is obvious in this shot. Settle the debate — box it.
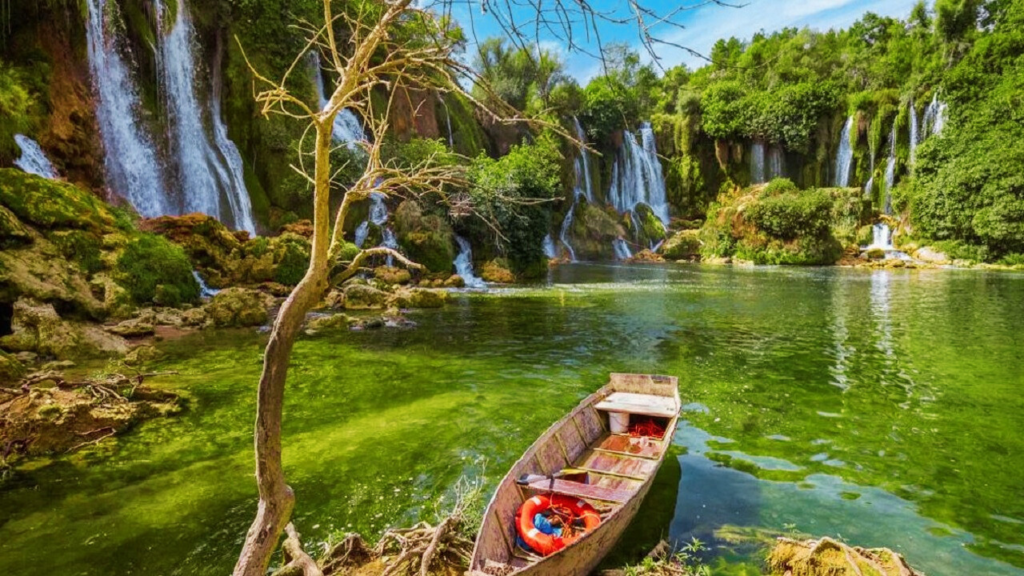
[233,124,334,576]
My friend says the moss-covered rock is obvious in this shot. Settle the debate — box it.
[304,313,351,335]
[630,204,668,247]
[0,349,27,383]
[394,200,455,273]
[115,234,201,307]
[566,203,627,261]
[0,299,128,359]
[661,229,702,261]
[342,283,388,310]
[388,287,448,309]
[0,169,115,232]
[374,266,412,285]
[205,288,273,328]
[480,259,515,283]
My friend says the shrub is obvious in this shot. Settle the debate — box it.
[116,234,200,306]
[747,189,834,240]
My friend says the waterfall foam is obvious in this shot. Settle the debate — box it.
[159,0,255,233]
[454,235,487,289]
[862,223,912,261]
[833,117,854,187]
[13,135,58,179]
[542,234,557,259]
[922,94,947,137]
[85,0,169,216]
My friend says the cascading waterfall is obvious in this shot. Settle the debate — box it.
[608,122,670,232]
[557,117,595,261]
[833,117,854,187]
[310,52,366,146]
[192,270,219,298]
[750,141,766,184]
[862,222,912,261]
[612,238,633,261]
[882,119,897,215]
[13,135,58,179]
[922,94,947,137]
[909,100,919,166]
[85,0,170,216]
[159,0,255,234]
[542,234,557,259]
[767,144,784,180]
[354,192,399,264]
[453,235,487,289]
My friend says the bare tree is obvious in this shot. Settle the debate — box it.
[231,1,734,574]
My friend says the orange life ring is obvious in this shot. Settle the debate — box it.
[516,493,601,556]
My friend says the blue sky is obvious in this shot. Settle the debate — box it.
[444,0,922,81]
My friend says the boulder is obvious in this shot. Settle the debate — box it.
[105,317,155,337]
[627,249,664,263]
[444,275,466,288]
[304,313,351,335]
[342,284,388,310]
[0,299,128,359]
[374,266,412,285]
[481,259,515,283]
[124,345,163,366]
[661,230,702,261]
[324,289,346,310]
[566,203,628,260]
[181,307,208,327]
[205,288,273,328]
[0,350,26,383]
[0,169,115,232]
[913,247,951,265]
[394,200,456,273]
[389,287,448,309]
[866,248,886,260]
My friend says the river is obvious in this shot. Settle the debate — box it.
[1,264,1022,575]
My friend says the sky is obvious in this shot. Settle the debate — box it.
[444,0,922,82]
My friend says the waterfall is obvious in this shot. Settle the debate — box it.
[310,52,366,147]
[453,235,487,289]
[612,238,633,261]
[767,144,784,180]
[557,117,596,261]
[882,119,897,215]
[909,100,919,166]
[833,117,854,187]
[922,94,947,137]
[608,121,669,228]
[85,0,170,216]
[862,223,913,261]
[159,0,255,234]
[750,141,766,184]
[192,270,219,298]
[441,98,454,148]
[542,234,557,259]
[354,192,399,264]
[13,135,58,179]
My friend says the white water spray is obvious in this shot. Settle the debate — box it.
[454,235,487,289]
[542,234,557,259]
[13,135,58,179]
[612,238,633,261]
[608,122,669,229]
[310,52,366,147]
[833,117,854,187]
[85,0,169,216]
[558,117,596,261]
[882,119,897,215]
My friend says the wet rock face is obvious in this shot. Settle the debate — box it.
[204,288,273,328]
[661,229,701,261]
[0,299,128,360]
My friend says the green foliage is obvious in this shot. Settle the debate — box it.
[395,199,455,274]
[272,236,310,286]
[116,234,200,307]
[747,189,835,240]
[0,169,114,232]
[579,45,659,144]
[0,63,36,162]
[50,230,104,275]
[467,134,561,276]
[472,37,571,113]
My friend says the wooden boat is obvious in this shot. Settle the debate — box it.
[468,373,681,576]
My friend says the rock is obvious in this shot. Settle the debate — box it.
[885,259,906,268]
[389,287,448,309]
[154,309,185,327]
[304,313,351,335]
[342,284,388,310]
[374,266,412,285]
[627,249,664,263]
[768,537,922,576]
[0,169,115,232]
[89,273,136,320]
[913,247,950,265]
[0,350,27,383]
[444,275,466,288]
[394,200,456,273]
[324,289,346,310]
[260,282,293,297]
[181,307,208,327]
[41,360,76,371]
[80,325,131,357]
[205,288,273,328]
[661,230,702,261]
[481,259,515,283]
[105,317,156,337]
[866,248,886,260]
[14,351,37,364]
[124,345,162,365]
[0,299,91,359]
[703,256,732,265]
[566,203,628,260]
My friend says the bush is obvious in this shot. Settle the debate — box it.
[116,234,200,306]
[747,189,834,240]
[273,236,310,286]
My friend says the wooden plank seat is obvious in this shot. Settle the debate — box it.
[525,478,632,503]
[595,434,665,459]
[594,392,677,418]
[578,450,658,481]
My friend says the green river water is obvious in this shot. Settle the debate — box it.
[1,264,1023,575]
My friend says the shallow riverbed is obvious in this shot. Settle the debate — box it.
[2,264,1023,575]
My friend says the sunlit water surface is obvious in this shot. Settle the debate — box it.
[2,264,1023,575]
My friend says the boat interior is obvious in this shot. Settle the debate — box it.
[474,378,679,572]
